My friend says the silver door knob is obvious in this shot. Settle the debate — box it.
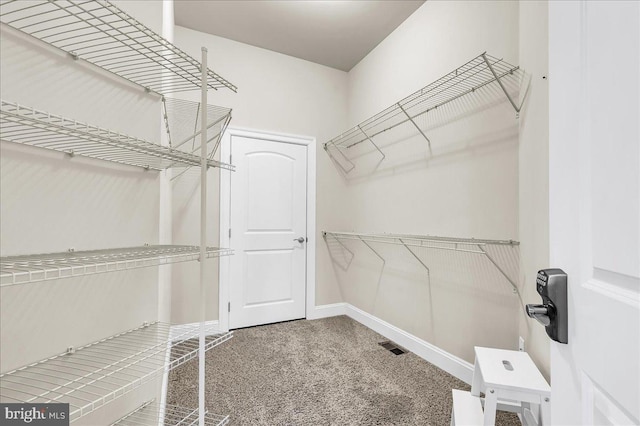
[294,237,305,243]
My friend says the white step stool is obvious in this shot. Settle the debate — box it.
[451,389,484,426]
[451,346,551,426]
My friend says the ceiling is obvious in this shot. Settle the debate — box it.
[174,1,425,72]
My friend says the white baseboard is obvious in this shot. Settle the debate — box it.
[345,304,474,384]
[310,302,474,384]
[308,302,347,319]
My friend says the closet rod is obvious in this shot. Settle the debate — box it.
[323,231,519,293]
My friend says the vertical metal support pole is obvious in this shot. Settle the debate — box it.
[357,125,386,160]
[398,103,432,155]
[199,47,208,426]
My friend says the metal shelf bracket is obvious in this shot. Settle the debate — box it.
[481,53,523,117]
[398,103,432,155]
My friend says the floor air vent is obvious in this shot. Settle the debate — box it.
[378,341,407,355]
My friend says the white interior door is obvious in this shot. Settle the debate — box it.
[549,1,639,424]
[229,135,307,329]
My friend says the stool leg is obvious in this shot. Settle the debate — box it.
[522,402,537,426]
[541,397,551,426]
[471,356,482,397]
[483,389,498,426]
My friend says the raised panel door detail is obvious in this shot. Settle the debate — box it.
[245,152,295,232]
[244,249,294,306]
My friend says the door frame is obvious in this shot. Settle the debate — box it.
[218,127,316,332]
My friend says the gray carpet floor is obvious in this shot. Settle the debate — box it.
[167,316,520,425]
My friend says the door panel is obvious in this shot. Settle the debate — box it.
[549,1,639,424]
[244,249,294,305]
[230,136,307,329]
[246,153,295,231]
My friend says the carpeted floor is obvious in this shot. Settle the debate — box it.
[167,316,520,425]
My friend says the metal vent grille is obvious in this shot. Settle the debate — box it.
[378,341,407,355]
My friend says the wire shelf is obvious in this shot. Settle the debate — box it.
[162,97,233,179]
[0,0,236,94]
[324,53,524,172]
[112,400,229,426]
[323,231,518,247]
[323,231,519,292]
[0,322,233,423]
[0,245,233,287]
[0,100,234,171]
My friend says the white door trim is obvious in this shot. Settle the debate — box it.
[219,127,316,332]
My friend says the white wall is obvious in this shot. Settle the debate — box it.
[169,26,349,324]
[330,1,522,364]
[0,2,165,423]
[518,0,551,380]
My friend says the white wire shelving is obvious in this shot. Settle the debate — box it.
[324,53,525,173]
[112,400,229,426]
[0,0,236,94]
[0,322,233,423]
[0,100,235,171]
[0,245,233,287]
[323,231,519,292]
[1,3,236,425]
[162,97,233,180]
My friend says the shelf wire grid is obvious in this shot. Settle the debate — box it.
[112,400,229,426]
[0,100,233,171]
[0,322,233,423]
[323,231,519,292]
[324,53,524,170]
[0,245,234,287]
[0,0,236,94]
[162,97,233,178]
